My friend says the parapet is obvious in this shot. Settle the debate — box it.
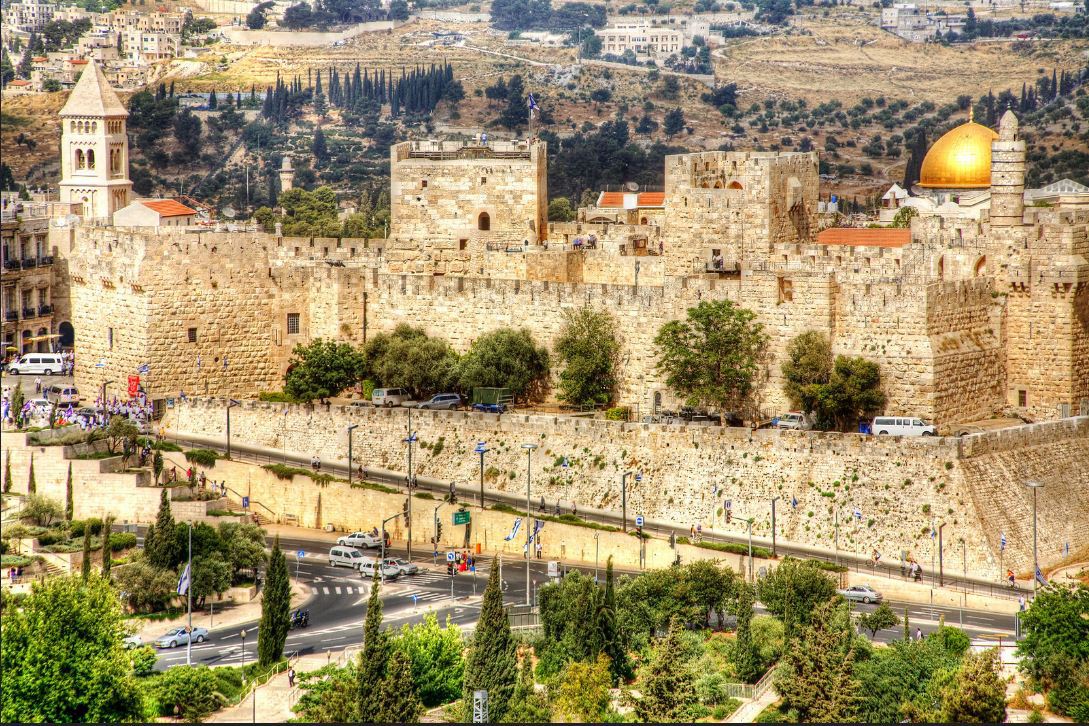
[391,138,541,163]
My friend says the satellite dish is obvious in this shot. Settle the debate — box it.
[624,181,639,192]
[222,207,236,219]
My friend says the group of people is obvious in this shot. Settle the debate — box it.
[571,234,598,250]
[446,550,476,575]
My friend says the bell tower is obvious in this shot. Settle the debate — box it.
[58,60,132,222]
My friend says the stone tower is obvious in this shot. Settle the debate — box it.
[58,60,132,222]
[989,109,1026,228]
[279,156,295,192]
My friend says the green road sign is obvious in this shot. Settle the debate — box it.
[453,510,471,525]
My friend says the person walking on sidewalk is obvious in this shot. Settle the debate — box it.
[288,668,296,688]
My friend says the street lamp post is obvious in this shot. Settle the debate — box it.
[834,509,840,565]
[522,443,537,606]
[474,442,488,508]
[594,531,600,583]
[620,471,641,533]
[1025,480,1044,592]
[226,399,240,459]
[347,424,359,487]
[938,523,947,587]
[404,413,418,560]
[746,517,754,582]
[770,496,780,559]
[240,628,247,668]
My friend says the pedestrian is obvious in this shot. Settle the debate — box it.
[535,540,542,559]
[572,502,577,518]
[288,668,296,688]
[1019,595,1026,612]
[690,525,696,539]
[914,627,922,641]
[872,549,881,566]
[34,376,41,393]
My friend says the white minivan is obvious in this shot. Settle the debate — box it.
[45,384,80,405]
[328,545,365,568]
[872,416,937,437]
[8,353,64,376]
[372,388,408,407]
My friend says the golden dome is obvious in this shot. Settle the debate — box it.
[918,120,998,189]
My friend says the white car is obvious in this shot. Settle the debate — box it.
[123,634,143,649]
[360,558,401,580]
[154,626,208,648]
[777,412,812,430]
[337,531,381,549]
[838,584,883,604]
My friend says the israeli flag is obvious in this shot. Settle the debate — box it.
[503,517,522,541]
[177,563,191,595]
[222,355,228,370]
[94,358,106,368]
[791,495,798,509]
[196,355,202,370]
[137,363,150,374]
[853,508,862,521]
[527,93,539,115]
[1000,532,1006,551]
[1035,567,1048,587]
[930,527,937,539]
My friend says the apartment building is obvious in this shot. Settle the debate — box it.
[598,15,712,60]
[1,205,58,356]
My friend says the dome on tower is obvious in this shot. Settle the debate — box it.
[917,117,998,189]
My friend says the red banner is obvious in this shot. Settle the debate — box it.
[128,375,140,398]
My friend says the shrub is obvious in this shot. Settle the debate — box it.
[131,645,157,677]
[150,665,225,720]
[604,406,630,421]
[258,391,299,403]
[69,517,104,538]
[184,449,219,468]
[109,532,138,552]
[676,536,772,560]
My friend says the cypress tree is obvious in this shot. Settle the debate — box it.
[734,582,760,682]
[153,450,163,484]
[236,91,242,106]
[903,605,910,641]
[10,385,23,429]
[258,535,290,667]
[315,69,323,96]
[462,558,518,720]
[312,126,328,163]
[634,618,696,722]
[65,463,73,521]
[775,599,862,722]
[27,452,35,493]
[375,650,421,723]
[208,88,217,109]
[4,449,11,493]
[145,488,178,569]
[358,570,390,721]
[101,516,114,578]
[81,528,92,581]
[598,557,631,683]
[168,80,174,97]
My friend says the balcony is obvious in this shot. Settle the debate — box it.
[22,307,36,319]
[38,304,53,316]
[4,311,17,322]
[20,258,37,270]
[38,255,53,266]
[3,260,20,271]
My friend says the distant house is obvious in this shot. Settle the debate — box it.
[113,199,197,227]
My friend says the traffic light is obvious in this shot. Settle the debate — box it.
[449,481,457,504]
[669,532,677,549]
[726,509,732,524]
[436,521,443,541]
[402,498,410,526]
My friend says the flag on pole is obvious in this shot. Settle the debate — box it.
[503,517,522,541]
[137,363,150,374]
[177,563,191,595]
[527,93,539,116]
[853,507,862,521]
[930,527,937,539]
[95,358,106,368]
[791,495,797,509]
[1000,532,1006,551]
[196,355,202,370]
[1035,567,1048,587]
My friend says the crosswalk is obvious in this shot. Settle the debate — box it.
[312,566,489,597]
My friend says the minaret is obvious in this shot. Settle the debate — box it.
[279,156,295,192]
[57,60,132,222]
[989,109,1025,228]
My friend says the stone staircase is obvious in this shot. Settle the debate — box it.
[218,496,270,526]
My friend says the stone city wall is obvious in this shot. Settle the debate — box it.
[165,399,1089,577]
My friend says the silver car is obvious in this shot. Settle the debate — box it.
[155,626,209,648]
[337,531,381,549]
[123,634,143,649]
[838,585,883,604]
[386,557,419,576]
[417,393,462,410]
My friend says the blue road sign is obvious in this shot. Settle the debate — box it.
[725,499,732,510]
[635,515,645,527]
[242,496,250,509]
[635,473,642,482]
[412,594,418,605]
[297,550,305,559]
[447,551,456,562]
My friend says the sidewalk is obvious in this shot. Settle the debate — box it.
[131,581,308,642]
[206,651,331,723]
[726,688,778,723]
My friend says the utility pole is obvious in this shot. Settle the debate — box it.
[620,471,640,532]
[347,424,358,487]
[522,443,537,606]
[404,410,417,560]
[746,518,754,582]
[939,522,947,587]
[185,522,192,666]
[1025,480,1044,593]
[770,496,780,558]
[475,441,487,508]
[226,399,240,458]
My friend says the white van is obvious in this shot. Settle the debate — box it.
[45,384,80,405]
[872,417,937,437]
[328,545,365,568]
[8,354,64,376]
[372,388,408,407]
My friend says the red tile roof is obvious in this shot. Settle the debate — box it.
[597,191,666,208]
[638,192,665,206]
[142,199,197,217]
[32,56,47,62]
[8,80,30,86]
[816,228,911,248]
[70,59,89,65]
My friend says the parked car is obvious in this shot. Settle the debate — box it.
[385,557,418,576]
[838,584,883,604]
[777,412,812,430]
[155,626,208,648]
[337,531,381,549]
[471,402,507,414]
[7,353,64,376]
[45,384,80,405]
[328,545,366,568]
[123,634,143,649]
[372,388,409,407]
[417,393,462,410]
[871,416,937,437]
[359,558,401,580]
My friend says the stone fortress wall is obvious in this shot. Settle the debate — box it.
[165,399,1089,577]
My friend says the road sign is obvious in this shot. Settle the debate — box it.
[635,515,645,527]
[297,550,305,559]
[412,594,418,605]
[725,499,732,510]
[242,496,250,509]
[447,551,456,562]
[453,510,471,525]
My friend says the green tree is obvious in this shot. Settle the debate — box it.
[456,328,550,402]
[814,355,886,431]
[3,449,11,493]
[130,646,157,677]
[218,522,267,583]
[1,575,145,722]
[100,516,114,578]
[283,338,366,403]
[11,385,25,429]
[547,196,575,221]
[634,618,697,722]
[681,558,738,627]
[776,598,862,722]
[173,108,203,157]
[375,650,421,723]
[503,650,551,722]
[358,570,391,720]
[190,552,232,608]
[312,126,328,163]
[781,330,832,414]
[855,628,969,723]
[65,463,74,520]
[554,307,621,407]
[153,450,164,484]
[552,655,613,721]
[498,74,529,129]
[19,493,62,527]
[257,537,290,667]
[655,299,768,416]
[600,557,632,683]
[396,613,464,707]
[1017,583,1089,717]
[664,107,686,137]
[27,452,35,492]
[208,88,218,110]
[891,206,917,228]
[858,601,899,638]
[463,560,518,720]
[81,527,93,581]
[150,665,223,721]
[757,558,838,638]
[293,663,359,722]
[389,0,409,19]
[145,488,179,569]
[939,649,1006,723]
[734,582,761,682]
[104,415,138,455]
[112,556,178,612]
[362,325,459,398]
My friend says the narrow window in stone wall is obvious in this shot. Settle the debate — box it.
[1018,390,1027,407]
[459,239,468,251]
[187,327,197,343]
[421,179,427,188]
[287,313,300,335]
[778,277,794,303]
[107,327,114,349]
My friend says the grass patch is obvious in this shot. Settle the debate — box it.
[677,536,773,560]
[413,492,434,500]
[73,451,117,460]
[754,701,795,723]
[812,560,848,573]
[207,509,241,517]
[491,502,523,516]
[489,504,620,533]
[0,554,36,568]
[184,449,219,468]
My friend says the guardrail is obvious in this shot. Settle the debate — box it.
[165,430,1031,601]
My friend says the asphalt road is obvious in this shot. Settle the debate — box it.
[150,531,1018,670]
